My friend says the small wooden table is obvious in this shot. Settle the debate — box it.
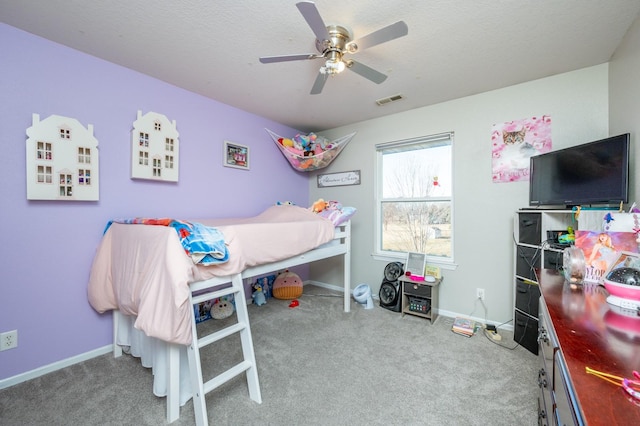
[399,275,441,324]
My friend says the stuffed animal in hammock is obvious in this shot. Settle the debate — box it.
[272,270,303,299]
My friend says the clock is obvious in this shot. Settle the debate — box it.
[384,262,404,282]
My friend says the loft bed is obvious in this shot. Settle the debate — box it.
[87,205,353,426]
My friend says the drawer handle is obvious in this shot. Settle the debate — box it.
[538,369,548,388]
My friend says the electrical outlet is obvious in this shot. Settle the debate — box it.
[0,330,18,351]
[476,288,485,300]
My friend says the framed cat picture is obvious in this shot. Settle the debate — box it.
[490,115,552,183]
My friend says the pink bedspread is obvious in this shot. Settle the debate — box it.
[87,205,335,345]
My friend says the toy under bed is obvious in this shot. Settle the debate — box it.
[87,205,352,425]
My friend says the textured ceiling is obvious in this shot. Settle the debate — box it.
[2,0,640,132]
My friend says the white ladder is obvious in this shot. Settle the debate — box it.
[187,273,262,426]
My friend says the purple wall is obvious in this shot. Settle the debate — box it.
[0,24,309,380]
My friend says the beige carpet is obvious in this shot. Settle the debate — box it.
[0,284,538,425]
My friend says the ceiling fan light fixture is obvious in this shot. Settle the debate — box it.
[321,50,346,75]
[259,3,408,94]
[346,42,358,54]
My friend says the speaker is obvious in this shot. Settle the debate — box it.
[379,262,404,312]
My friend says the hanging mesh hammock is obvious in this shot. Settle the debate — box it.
[266,129,356,172]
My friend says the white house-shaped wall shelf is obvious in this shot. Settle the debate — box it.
[26,114,100,201]
[131,110,179,182]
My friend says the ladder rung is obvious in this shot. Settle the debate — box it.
[191,285,239,305]
[197,322,246,349]
[203,360,253,394]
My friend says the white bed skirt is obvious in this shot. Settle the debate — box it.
[116,314,193,406]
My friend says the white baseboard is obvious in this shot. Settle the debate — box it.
[0,344,112,390]
[303,280,353,294]
[305,280,514,331]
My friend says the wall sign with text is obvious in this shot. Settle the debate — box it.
[317,170,361,188]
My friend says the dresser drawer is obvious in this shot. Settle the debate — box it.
[403,281,431,298]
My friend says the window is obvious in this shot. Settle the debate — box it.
[78,169,91,185]
[152,157,162,177]
[78,147,91,164]
[37,165,52,183]
[165,138,174,151]
[139,132,149,147]
[138,151,148,165]
[37,141,52,160]
[376,132,453,264]
[59,173,73,197]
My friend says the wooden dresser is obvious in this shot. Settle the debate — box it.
[537,269,640,425]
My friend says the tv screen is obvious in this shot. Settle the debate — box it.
[529,133,630,208]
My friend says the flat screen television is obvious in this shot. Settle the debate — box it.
[529,133,630,208]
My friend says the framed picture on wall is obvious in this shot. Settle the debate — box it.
[223,141,250,170]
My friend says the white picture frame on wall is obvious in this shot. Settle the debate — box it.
[223,141,250,170]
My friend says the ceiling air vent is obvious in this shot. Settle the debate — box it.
[376,94,404,106]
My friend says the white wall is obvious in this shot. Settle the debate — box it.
[610,16,640,203]
[309,64,610,325]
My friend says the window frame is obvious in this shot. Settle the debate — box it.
[374,132,455,268]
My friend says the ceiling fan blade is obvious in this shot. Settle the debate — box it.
[346,60,387,84]
[310,72,328,95]
[259,54,318,63]
[296,1,330,42]
[347,21,408,52]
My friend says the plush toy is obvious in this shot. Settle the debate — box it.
[326,200,343,211]
[278,137,294,148]
[300,136,313,155]
[211,297,234,319]
[293,132,320,157]
[276,200,295,206]
[298,158,315,169]
[316,136,332,151]
[291,136,304,152]
[252,284,267,306]
[310,198,328,213]
[273,270,303,299]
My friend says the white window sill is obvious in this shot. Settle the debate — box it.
[371,253,458,271]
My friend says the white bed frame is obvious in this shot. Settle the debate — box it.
[112,221,351,425]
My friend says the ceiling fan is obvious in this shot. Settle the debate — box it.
[259,1,408,95]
